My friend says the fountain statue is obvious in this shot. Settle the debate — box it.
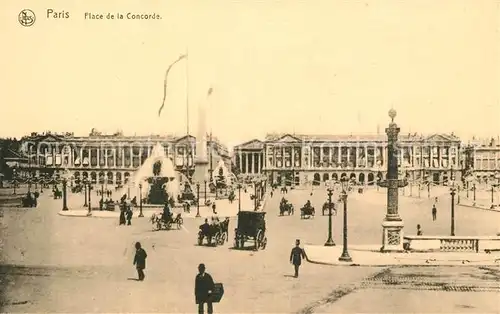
[117,143,181,204]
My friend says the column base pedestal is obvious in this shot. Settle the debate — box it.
[380,219,405,253]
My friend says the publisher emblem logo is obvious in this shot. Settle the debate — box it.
[19,9,36,27]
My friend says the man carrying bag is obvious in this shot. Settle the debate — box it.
[195,263,215,314]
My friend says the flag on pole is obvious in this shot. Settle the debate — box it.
[158,54,187,117]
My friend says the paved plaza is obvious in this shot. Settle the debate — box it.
[1,186,500,313]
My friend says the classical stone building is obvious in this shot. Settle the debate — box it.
[234,133,462,186]
[18,130,230,185]
[464,137,500,182]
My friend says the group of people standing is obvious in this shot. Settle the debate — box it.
[119,194,133,225]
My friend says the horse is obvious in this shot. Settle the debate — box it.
[300,205,315,219]
[280,202,294,215]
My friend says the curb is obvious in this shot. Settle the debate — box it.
[457,203,500,213]
[305,258,500,267]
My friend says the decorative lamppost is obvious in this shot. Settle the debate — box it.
[449,178,456,236]
[196,183,201,217]
[418,182,421,198]
[237,183,242,212]
[253,179,258,211]
[204,179,207,204]
[83,178,88,207]
[324,183,336,247]
[12,168,17,195]
[138,183,144,217]
[427,182,431,199]
[87,180,92,215]
[377,109,407,252]
[473,183,476,206]
[62,176,69,211]
[127,181,131,200]
[456,185,461,205]
[338,176,352,262]
[100,182,105,210]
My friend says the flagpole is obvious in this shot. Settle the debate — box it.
[186,47,190,136]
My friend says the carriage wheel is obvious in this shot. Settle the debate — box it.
[234,234,240,248]
[198,234,203,246]
[256,230,265,250]
[177,218,183,229]
[261,236,268,250]
[167,221,173,230]
[218,233,226,245]
[214,233,221,246]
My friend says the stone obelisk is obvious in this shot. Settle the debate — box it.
[192,98,209,184]
[379,109,406,252]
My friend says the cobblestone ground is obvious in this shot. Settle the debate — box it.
[1,187,499,313]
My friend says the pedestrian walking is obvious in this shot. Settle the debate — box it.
[417,224,423,235]
[133,242,147,281]
[119,204,126,225]
[195,263,215,314]
[432,204,437,221]
[290,239,307,278]
[126,206,133,225]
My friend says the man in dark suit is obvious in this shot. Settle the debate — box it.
[133,242,147,281]
[195,263,215,314]
[290,239,307,278]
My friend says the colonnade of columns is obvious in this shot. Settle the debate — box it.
[238,151,264,174]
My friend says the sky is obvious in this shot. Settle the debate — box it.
[1,0,499,148]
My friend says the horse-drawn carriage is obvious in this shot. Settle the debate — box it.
[53,190,62,199]
[300,203,315,219]
[198,219,229,246]
[150,213,183,231]
[21,192,38,207]
[234,211,267,250]
[279,199,294,216]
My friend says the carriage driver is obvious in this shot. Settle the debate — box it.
[162,201,172,222]
[304,200,312,209]
[200,219,210,235]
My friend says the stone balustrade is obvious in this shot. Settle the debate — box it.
[403,235,500,253]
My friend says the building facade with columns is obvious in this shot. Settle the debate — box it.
[234,133,462,186]
[464,137,500,181]
[18,130,230,185]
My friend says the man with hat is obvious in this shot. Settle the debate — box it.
[290,239,307,278]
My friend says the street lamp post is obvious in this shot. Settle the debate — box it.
[490,184,496,209]
[457,185,460,204]
[427,183,430,199]
[101,183,104,210]
[418,183,421,198]
[127,183,131,200]
[466,181,469,198]
[12,169,17,195]
[83,179,88,207]
[87,182,92,215]
[204,180,207,204]
[237,183,242,212]
[450,185,456,236]
[253,180,258,211]
[324,186,335,247]
[473,183,476,206]
[338,176,352,262]
[62,178,69,211]
[196,183,201,218]
[138,183,144,217]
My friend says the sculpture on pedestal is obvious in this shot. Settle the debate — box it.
[377,109,407,252]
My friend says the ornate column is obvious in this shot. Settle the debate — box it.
[374,144,378,167]
[430,145,434,168]
[247,153,251,173]
[96,148,100,168]
[364,145,368,167]
[379,109,406,252]
[438,146,442,169]
[239,151,243,173]
[337,143,341,164]
[291,147,295,168]
[78,147,83,168]
[139,147,143,166]
[104,149,108,168]
[355,145,359,168]
[256,153,261,173]
[346,146,350,165]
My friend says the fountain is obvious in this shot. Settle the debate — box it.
[117,143,181,204]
